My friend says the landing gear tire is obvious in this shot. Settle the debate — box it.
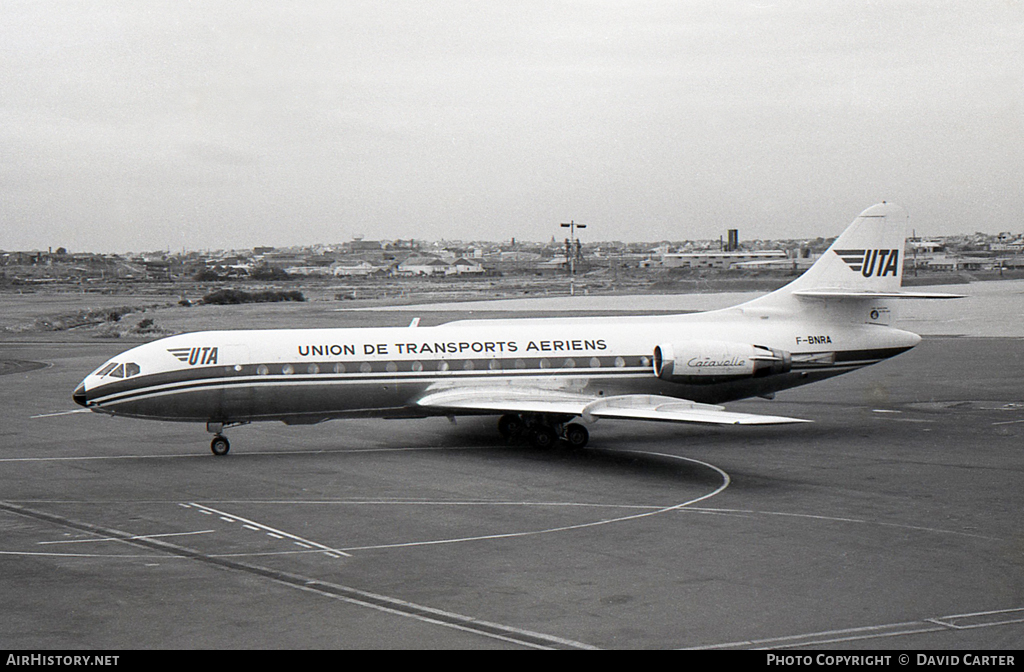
[564,423,589,449]
[498,414,524,439]
[529,426,558,449]
[210,435,230,456]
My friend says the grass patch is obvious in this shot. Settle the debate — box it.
[200,288,306,305]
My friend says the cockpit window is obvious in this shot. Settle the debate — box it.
[125,362,141,377]
[95,362,118,377]
[108,364,125,378]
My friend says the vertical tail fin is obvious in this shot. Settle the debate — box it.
[785,202,908,294]
[737,203,959,323]
[738,203,910,322]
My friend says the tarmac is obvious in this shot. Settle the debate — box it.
[1,284,1023,649]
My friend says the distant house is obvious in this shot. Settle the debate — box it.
[920,255,992,271]
[535,258,568,274]
[451,257,484,274]
[498,250,542,263]
[331,259,378,276]
[397,256,452,276]
[284,265,332,276]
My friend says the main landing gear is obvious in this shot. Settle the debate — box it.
[497,413,590,449]
[206,421,248,456]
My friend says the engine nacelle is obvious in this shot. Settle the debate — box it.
[653,340,792,384]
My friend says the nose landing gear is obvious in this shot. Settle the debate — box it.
[206,421,248,456]
[210,434,230,456]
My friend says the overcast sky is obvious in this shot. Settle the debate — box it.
[2,1,1021,252]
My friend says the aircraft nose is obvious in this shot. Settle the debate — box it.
[72,383,88,407]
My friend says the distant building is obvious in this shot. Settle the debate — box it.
[452,257,484,274]
[331,260,379,276]
[348,240,383,252]
[284,265,332,276]
[397,256,451,276]
[916,254,992,271]
[660,250,788,269]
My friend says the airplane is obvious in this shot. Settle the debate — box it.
[72,203,959,455]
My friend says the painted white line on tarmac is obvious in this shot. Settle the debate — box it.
[0,445,475,463]
[37,529,215,545]
[0,499,594,649]
[686,606,1024,649]
[337,449,730,554]
[682,506,1002,541]
[187,502,352,558]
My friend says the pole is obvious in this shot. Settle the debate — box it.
[560,220,586,296]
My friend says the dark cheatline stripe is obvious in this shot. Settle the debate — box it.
[86,348,912,408]
[833,346,912,363]
[87,366,651,407]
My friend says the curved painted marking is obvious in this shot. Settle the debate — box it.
[215,449,731,556]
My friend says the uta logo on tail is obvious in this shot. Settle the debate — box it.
[833,249,900,277]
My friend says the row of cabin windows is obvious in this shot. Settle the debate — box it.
[252,356,650,376]
[90,356,653,381]
[95,362,141,379]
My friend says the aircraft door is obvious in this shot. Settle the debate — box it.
[215,344,253,421]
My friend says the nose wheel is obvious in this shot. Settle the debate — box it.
[210,435,230,456]
[206,421,246,456]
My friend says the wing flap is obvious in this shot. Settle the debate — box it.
[415,386,594,416]
[581,394,809,425]
[415,387,809,426]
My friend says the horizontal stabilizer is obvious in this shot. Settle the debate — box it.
[416,387,809,426]
[793,289,965,300]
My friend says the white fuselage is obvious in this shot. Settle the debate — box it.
[73,307,921,425]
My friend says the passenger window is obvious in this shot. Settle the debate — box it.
[108,364,125,378]
[125,362,141,377]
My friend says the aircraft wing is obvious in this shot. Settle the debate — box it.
[581,394,810,425]
[415,387,809,426]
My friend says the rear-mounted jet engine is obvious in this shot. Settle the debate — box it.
[653,340,792,384]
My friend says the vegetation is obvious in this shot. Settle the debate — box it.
[33,306,136,331]
[248,265,292,281]
[200,288,305,305]
[194,268,223,282]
